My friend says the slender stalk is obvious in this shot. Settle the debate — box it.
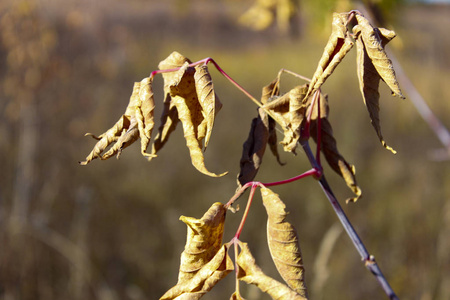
[301,141,399,300]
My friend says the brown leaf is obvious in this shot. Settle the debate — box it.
[236,241,307,300]
[178,202,227,283]
[194,64,222,149]
[354,25,397,154]
[261,187,307,297]
[262,85,308,153]
[167,62,227,177]
[161,243,233,300]
[354,14,404,99]
[306,12,353,97]
[309,97,361,203]
[237,108,270,189]
[80,78,157,164]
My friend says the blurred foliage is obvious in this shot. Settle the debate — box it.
[0,0,449,300]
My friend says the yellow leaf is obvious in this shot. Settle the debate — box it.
[178,202,227,283]
[307,12,353,97]
[261,187,308,297]
[309,96,361,203]
[262,85,308,153]
[80,78,157,164]
[236,241,307,300]
[161,243,233,300]
[194,65,222,149]
[168,63,227,177]
[354,14,404,99]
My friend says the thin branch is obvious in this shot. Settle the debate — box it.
[301,141,399,300]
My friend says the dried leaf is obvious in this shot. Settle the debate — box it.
[261,187,307,297]
[237,108,270,189]
[161,243,233,300]
[354,14,404,99]
[80,78,157,164]
[307,12,353,97]
[263,85,308,153]
[177,202,227,283]
[194,65,222,149]
[168,63,227,177]
[354,25,397,154]
[236,241,307,300]
[309,97,361,203]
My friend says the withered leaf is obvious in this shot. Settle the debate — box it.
[166,62,226,177]
[262,85,308,153]
[261,187,307,297]
[80,78,157,165]
[309,96,361,203]
[354,24,397,154]
[354,14,404,99]
[161,243,233,300]
[306,12,353,97]
[236,241,307,300]
[237,108,270,189]
[194,64,222,149]
[178,202,227,283]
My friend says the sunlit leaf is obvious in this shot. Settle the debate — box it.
[309,96,361,203]
[236,241,307,300]
[167,62,227,177]
[307,12,353,97]
[161,243,233,300]
[354,14,404,99]
[261,187,307,297]
[80,78,157,164]
[194,64,222,149]
[263,85,308,153]
[178,202,227,282]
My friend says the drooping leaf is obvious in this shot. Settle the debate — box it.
[194,64,222,149]
[261,187,307,297]
[262,85,308,153]
[306,12,354,97]
[161,243,233,300]
[236,241,307,300]
[309,96,361,203]
[237,108,270,189]
[80,78,157,165]
[261,77,280,105]
[354,14,404,99]
[166,62,227,177]
[178,202,227,283]
[354,24,397,154]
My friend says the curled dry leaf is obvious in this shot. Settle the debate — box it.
[354,24,398,154]
[262,85,308,153]
[309,95,361,203]
[354,14,404,99]
[151,52,226,177]
[236,241,307,300]
[261,187,307,297]
[80,77,156,165]
[178,202,227,283]
[306,12,354,97]
[237,108,270,189]
[160,243,233,300]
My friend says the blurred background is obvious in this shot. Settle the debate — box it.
[0,0,449,299]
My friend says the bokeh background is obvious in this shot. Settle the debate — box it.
[1,0,449,299]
